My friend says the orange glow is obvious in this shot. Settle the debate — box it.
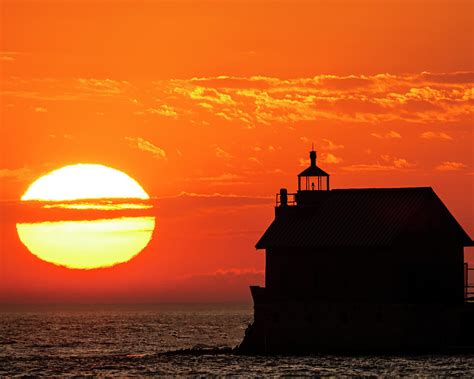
[0,1,472,303]
[22,164,149,201]
[16,217,155,269]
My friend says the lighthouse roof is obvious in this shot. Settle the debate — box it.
[256,187,473,249]
[298,165,329,177]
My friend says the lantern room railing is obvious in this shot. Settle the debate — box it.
[465,263,474,303]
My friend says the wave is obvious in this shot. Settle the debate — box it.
[160,344,235,356]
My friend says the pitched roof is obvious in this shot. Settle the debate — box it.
[298,165,329,177]
[255,187,473,249]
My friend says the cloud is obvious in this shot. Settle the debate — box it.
[343,156,416,171]
[322,138,344,150]
[0,51,24,62]
[267,168,283,174]
[393,158,416,169]
[193,173,242,182]
[49,134,73,140]
[177,267,264,284]
[76,78,131,96]
[197,267,264,277]
[1,77,135,102]
[320,153,343,164]
[435,161,468,171]
[34,107,47,113]
[125,137,167,160]
[214,146,233,159]
[135,105,177,118]
[300,151,342,165]
[371,130,401,139]
[419,71,474,84]
[299,157,309,167]
[174,85,236,105]
[248,157,262,164]
[3,71,473,125]
[151,72,474,125]
[420,131,453,140]
[342,164,399,172]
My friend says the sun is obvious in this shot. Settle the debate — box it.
[18,163,154,269]
[21,164,149,201]
[17,217,155,269]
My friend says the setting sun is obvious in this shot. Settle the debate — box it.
[17,217,155,269]
[21,164,149,201]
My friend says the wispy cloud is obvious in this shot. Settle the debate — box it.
[149,72,474,125]
[248,157,262,165]
[125,137,167,160]
[201,267,264,277]
[435,161,467,171]
[343,156,416,172]
[342,164,399,172]
[34,107,47,113]
[371,130,401,139]
[393,158,416,169]
[320,153,343,164]
[3,72,473,125]
[134,105,177,118]
[0,51,26,62]
[420,131,453,140]
[193,173,242,182]
[322,138,344,150]
[214,146,233,160]
[76,78,131,96]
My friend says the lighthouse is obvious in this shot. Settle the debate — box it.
[238,148,474,354]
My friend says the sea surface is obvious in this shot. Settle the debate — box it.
[1,304,474,376]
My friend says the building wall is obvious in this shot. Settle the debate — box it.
[265,245,464,304]
[239,300,473,353]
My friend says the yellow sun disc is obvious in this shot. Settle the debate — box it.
[17,217,155,269]
[22,164,149,201]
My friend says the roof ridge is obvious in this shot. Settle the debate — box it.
[331,187,433,192]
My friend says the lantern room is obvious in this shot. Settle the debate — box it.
[297,149,330,191]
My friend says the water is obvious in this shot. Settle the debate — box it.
[2,304,474,376]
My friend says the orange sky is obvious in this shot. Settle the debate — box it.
[1,0,473,303]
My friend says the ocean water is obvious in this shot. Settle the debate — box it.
[1,304,474,376]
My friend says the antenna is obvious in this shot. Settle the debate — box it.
[312,142,314,151]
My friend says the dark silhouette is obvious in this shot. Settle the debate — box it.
[238,148,474,354]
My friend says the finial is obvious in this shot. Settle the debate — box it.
[309,147,317,166]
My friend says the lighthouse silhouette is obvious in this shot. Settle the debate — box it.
[237,147,474,354]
